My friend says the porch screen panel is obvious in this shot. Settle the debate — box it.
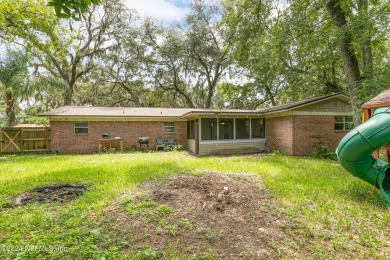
[187,120,195,139]
[201,118,217,140]
[235,119,250,139]
[251,119,265,138]
[219,119,234,140]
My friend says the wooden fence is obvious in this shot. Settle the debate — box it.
[0,127,51,154]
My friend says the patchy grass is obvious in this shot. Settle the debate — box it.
[0,152,388,259]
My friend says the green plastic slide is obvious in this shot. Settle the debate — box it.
[336,107,390,204]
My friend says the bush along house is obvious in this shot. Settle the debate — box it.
[41,93,352,155]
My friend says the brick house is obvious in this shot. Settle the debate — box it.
[41,93,352,155]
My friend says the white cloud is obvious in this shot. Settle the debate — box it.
[124,0,190,21]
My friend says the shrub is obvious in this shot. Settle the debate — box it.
[272,149,282,155]
[164,144,184,152]
[311,145,337,160]
[103,147,116,154]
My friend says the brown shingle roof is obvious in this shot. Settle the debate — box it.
[41,106,259,118]
[40,93,350,118]
[362,89,390,108]
[42,106,191,117]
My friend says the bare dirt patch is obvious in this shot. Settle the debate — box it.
[109,172,295,258]
[5,184,87,207]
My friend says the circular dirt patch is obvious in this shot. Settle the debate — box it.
[6,184,87,207]
[109,172,292,258]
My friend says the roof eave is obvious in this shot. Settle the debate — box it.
[42,115,184,120]
[180,111,263,118]
[259,93,350,113]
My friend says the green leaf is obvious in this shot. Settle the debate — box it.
[91,229,102,237]
[57,13,69,19]
[54,4,62,16]
[62,5,71,16]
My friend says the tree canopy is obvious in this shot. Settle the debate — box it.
[0,50,31,126]
[48,0,101,20]
[222,0,390,123]
[1,0,390,125]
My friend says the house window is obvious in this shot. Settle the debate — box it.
[235,119,250,139]
[201,118,217,140]
[164,122,175,133]
[74,122,88,135]
[251,119,265,138]
[334,116,353,130]
[219,119,234,140]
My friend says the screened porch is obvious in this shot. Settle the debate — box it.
[186,117,266,155]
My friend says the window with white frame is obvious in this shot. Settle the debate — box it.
[334,116,353,130]
[164,122,175,133]
[74,122,88,135]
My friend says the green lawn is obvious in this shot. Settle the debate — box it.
[0,152,389,259]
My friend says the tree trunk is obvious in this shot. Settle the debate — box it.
[358,0,374,79]
[184,94,196,108]
[362,39,373,79]
[205,88,213,108]
[324,0,362,126]
[63,84,73,106]
[5,91,15,127]
[173,71,195,108]
[205,64,223,109]
[265,85,276,106]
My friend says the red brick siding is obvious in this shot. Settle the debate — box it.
[50,121,187,154]
[49,116,347,155]
[292,115,346,156]
[265,116,293,155]
[266,115,347,156]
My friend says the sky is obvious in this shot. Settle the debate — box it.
[124,0,191,22]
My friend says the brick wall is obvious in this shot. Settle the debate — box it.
[49,115,347,155]
[50,121,187,154]
[265,116,293,155]
[292,115,346,156]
